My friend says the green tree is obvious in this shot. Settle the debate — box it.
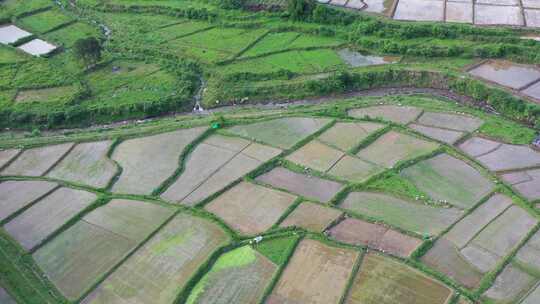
[73,37,102,68]
[287,0,315,21]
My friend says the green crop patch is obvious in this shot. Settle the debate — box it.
[14,85,81,104]
[168,27,267,62]
[1,0,52,17]
[18,9,74,34]
[185,246,277,304]
[0,46,27,64]
[241,32,300,58]
[225,49,346,74]
[254,236,299,266]
[147,20,213,43]
[44,22,101,47]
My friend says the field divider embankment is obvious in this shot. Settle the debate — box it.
[151,128,214,196]
[40,143,77,177]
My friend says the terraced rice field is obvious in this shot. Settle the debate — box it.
[33,199,174,300]
[1,143,74,176]
[402,154,495,209]
[162,135,281,205]
[47,141,117,188]
[340,191,463,235]
[1,100,540,304]
[460,136,540,171]
[318,121,385,151]
[328,217,422,257]
[185,246,277,304]
[422,195,538,288]
[0,180,57,222]
[83,214,230,304]
[112,127,207,194]
[4,187,96,250]
[279,201,342,232]
[345,254,453,304]
[266,239,358,304]
[225,117,331,149]
[205,182,296,235]
[256,167,344,203]
[356,131,439,168]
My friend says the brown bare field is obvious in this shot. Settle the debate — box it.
[162,136,280,206]
[484,263,537,303]
[409,124,465,144]
[327,155,384,182]
[48,141,118,188]
[2,143,74,176]
[0,149,19,169]
[256,167,344,203]
[416,112,483,132]
[502,169,540,201]
[328,218,422,257]
[4,187,96,250]
[82,214,230,304]
[348,105,422,124]
[356,131,439,168]
[286,140,344,172]
[0,180,57,222]
[421,238,484,288]
[205,182,296,235]
[318,122,385,151]
[266,239,358,304]
[345,253,453,304]
[112,127,207,194]
[401,154,495,209]
[225,117,331,149]
[445,194,512,248]
[279,202,342,232]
